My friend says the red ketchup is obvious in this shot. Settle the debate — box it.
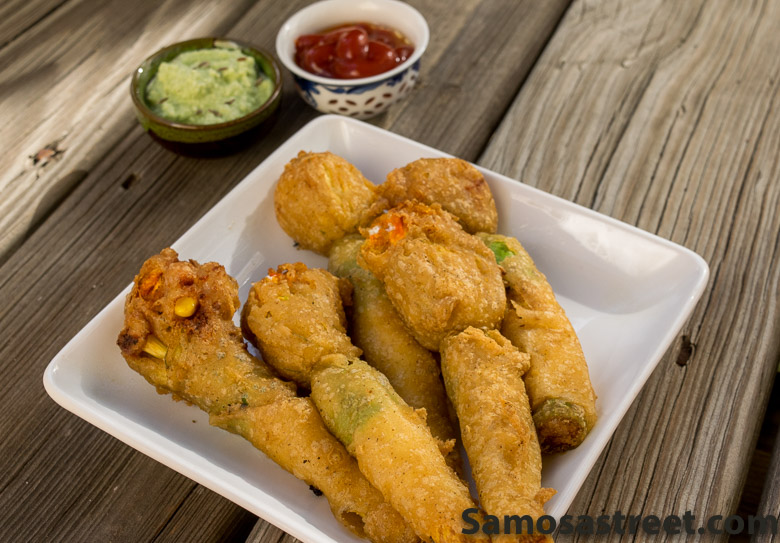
[295,22,414,79]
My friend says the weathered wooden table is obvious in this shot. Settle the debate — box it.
[1,0,778,541]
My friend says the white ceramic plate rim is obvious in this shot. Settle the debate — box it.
[44,115,709,543]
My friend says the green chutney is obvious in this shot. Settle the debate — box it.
[146,47,274,125]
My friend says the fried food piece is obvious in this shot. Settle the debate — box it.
[274,151,381,255]
[478,233,597,453]
[379,158,498,234]
[328,235,463,475]
[311,355,489,543]
[359,202,506,351]
[440,328,555,543]
[241,262,362,388]
[117,249,417,543]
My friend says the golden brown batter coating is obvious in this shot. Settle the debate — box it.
[311,355,489,543]
[328,235,463,475]
[478,233,597,453]
[440,328,554,543]
[359,202,506,351]
[379,158,498,234]
[117,249,417,543]
[241,262,362,388]
[274,151,381,255]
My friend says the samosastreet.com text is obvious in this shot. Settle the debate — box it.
[461,508,779,536]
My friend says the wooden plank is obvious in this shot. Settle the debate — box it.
[0,134,204,543]
[756,435,780,541]
[736,376,779,530]
[384,0,571,159]
[0,0,69,49]
[152,485,259,542]
[246,522,301,543]
[0,0,257,262]
[754,378,780,542]
[0,0,572,540]
[479,0,780,537]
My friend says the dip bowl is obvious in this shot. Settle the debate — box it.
[131,37,282,155]
[276,0,429,119]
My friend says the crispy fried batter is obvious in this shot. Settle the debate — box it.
[379,158,497,234]
[118,249,264,412]
[328,235,463,475]
[440,328,554,543]
[241,262,362,387]
[311,355,489,543]
[478,233,597,453]
[117,249,417,543]
[274,151,381,255]
[359,202,506,351]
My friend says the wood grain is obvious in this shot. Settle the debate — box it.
[380,0,571,159]
[0,0,572,541]
[0,0,69,49]
[756,434,780,541]
[246,521,302,543]
[0,0,257,262]
[480,0,780,539]
[153,485,259,542]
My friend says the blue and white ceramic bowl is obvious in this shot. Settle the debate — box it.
[276,0,429,119]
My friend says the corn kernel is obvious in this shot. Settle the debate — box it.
[142,335,168,360]
[174,296,198,318]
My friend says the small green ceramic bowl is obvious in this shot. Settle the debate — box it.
[131,37,282,155]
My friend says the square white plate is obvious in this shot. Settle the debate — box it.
[44,115,709,542]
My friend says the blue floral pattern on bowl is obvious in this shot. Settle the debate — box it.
[293,61,420,119]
